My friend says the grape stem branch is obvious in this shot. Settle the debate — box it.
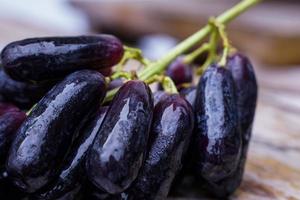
[139,0,262,81]
[104,0,262,102]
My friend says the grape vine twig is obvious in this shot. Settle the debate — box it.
[104,0,262,102]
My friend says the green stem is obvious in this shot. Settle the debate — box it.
[183,43,210,64]
[201,27,219,72]
[144,75,163,85]
[214,21,231,67]
[26,104,35,115]
[111,71,132,80]
[103,0,261,102]
[124,46,151,66]
[162,77,178,94]
[103,88,119,104]
[139,0,261,81]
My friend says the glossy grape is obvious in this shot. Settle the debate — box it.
[166,56,193,86]
[153,90,168,106]
[35,107,108,200]
[0,102,19,116]
[99,68,113,77]
[228,53,257,153]
[205,53,258,197]
[108,78,124,90]
[0,69,52,109]
[179,86,197,108]
[126,94,194,200]
[1,35,123,82]
[0,106,26,165]
[6,70,107,193]
[86,80,153,194]
[193,65,241,189]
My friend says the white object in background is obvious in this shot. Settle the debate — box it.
[0,0,89,34]
[138,34,178,61]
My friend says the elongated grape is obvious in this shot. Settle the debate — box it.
[153,90,168,106]
[228,53,257,154]
[0,107,26,164]
[1,35,123,82]
[36,107,108,200]
[0,69,52,109]
[0,102,19,116]
[193,65,241,185]
[6,70,106,193]
[108,78,124,90]
[127,94,194,200]
[180,86,197,108]
[166,56,193,86]
[206,53,258,197]
[86,80,153,194]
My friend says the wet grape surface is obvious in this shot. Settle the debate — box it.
[1,35,123,82]
[6,70,106,193]
[193,65,242,197]
[86,81,153,194]
[0,33,258,199]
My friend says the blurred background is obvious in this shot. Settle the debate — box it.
[0,0,300,199]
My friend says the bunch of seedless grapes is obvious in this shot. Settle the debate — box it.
[0,1,260,199]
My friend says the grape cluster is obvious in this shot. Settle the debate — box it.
[0,34,257,200]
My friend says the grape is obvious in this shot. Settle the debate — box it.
[206,53,258,197]
[35,107,108,200]
[193,65,242,197]
[0,69,52,109]
[179,86,197,108]
[6,70,107,193]
[1,35,123,82]
[0,174,28,200]
[0,102,19,116]
[0,107,26,164]
[82,182,114,200]
[86,80,153,194]
[108,78,124,90]
[228,53,257,152]
[153,90,168,106]
[166,56,193,86]
[99,68,113,77]
[126,94,194,200]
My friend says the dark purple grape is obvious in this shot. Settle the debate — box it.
[35,107,108,200]
[180,86,197,108]
[0,102,19,116]
[206,53,258,197]
[1,35,123,82]
[166,56,193,86]
[0,171,28,200]
[108,78,124,90]
[82,182,115,200]
[126,94,194,200]
[153,90,168,106]
[6,70,107,193]
[99,68,113,77]
[228,53,257,153]
[86,80,153,194]
[193,65,241,193]
[0,69,52,109]
[0,108,26,164]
